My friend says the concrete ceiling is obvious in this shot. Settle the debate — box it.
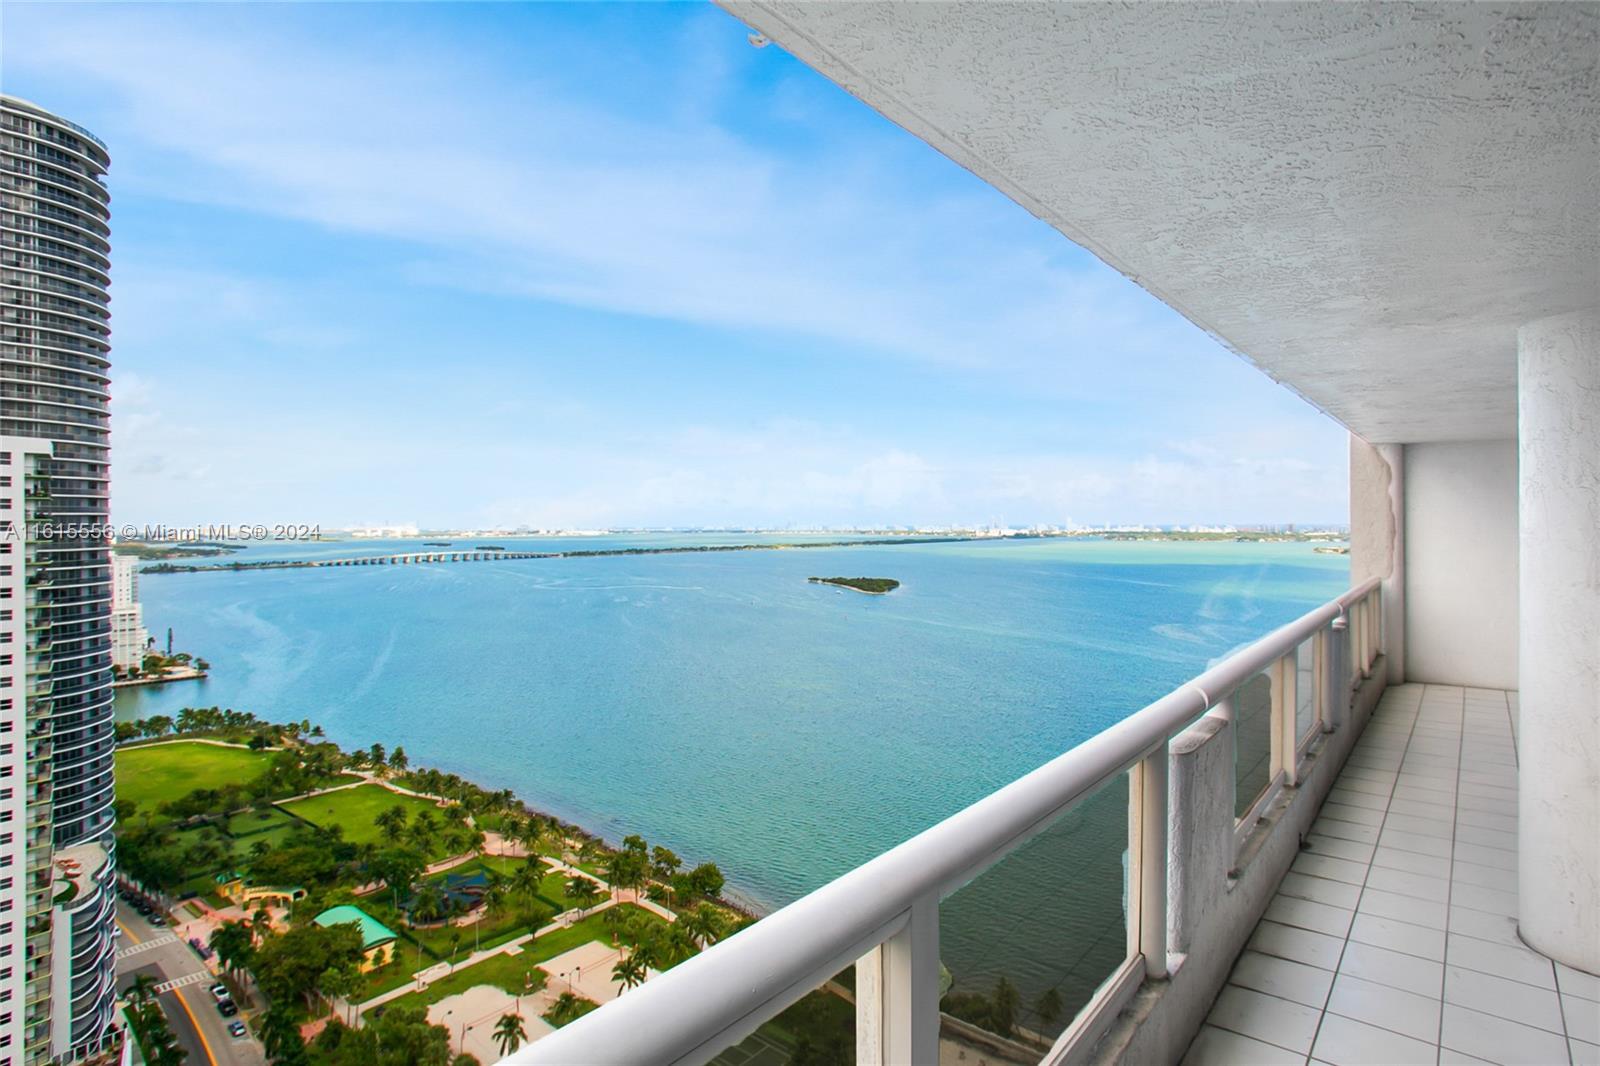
[722,2,1598,444]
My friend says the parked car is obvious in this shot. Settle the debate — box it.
[146,913,165,927]
[228,1021,248,1039]
[189,937,213,960]
[132,901,152,916]
[209,984,229,1002]
[217,999,238,1017]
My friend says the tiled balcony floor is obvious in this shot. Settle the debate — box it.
[1185,683,1600,1066]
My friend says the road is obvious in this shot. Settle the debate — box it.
[115,900,267,1066]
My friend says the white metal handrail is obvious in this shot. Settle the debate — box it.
[513,576,1382,1066]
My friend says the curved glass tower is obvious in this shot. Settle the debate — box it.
[0,95,118,1062]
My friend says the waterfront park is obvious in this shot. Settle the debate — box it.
[109,710,830,1063]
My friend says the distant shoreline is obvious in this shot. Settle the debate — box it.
[138,535,974,574]
[137,532,1349,575]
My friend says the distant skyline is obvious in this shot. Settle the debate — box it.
[6,2,1349,529]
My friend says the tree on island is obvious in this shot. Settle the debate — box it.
[368,743,386,769]
[389,746,409,773]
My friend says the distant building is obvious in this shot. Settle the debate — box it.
[313,905,399,971]
[109,554,148,670]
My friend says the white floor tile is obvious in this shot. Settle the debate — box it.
[1566,994,1600,1045]
[1295,850,1371,884]
[1558,962,1600,1004]
[1322,802,1386,828]
[1208,985,1323,1054]
[1327,972,1442,1042]
[1280,871,1363,910]
[1365,866,1450,903]
[1452,841,1515,871]
[1450,859,1517,894]
[1348,912,1446,962]
[1447,906,1520,947]
[1338,940,1444,997]
[1183,1024,1306,1066]
[1444,965,1565,1034]
[1230,949,1336,1009]
[1314,817,1380,845]
[1250,920,1345,972]
[1446,933,1556,989]
[1440,1003,1571,1066]
[1312,1012,1438,1065]
[1451,882,1518,918]
[1371,846,1451,879]
[1266,894,1354,939]
[1378,827,1453,859]
[1359,887,1448,930]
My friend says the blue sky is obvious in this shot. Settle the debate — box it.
[6,2,1348,529]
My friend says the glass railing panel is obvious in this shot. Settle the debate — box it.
[1294,637,1317,745]
[705,964,854,1066]
[938,770,1129,1056]
[1233,671,1274,819]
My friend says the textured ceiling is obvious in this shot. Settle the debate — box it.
[722,2,1598,443]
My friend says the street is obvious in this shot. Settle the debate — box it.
[115,899,267,1066]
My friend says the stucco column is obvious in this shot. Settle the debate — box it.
[1349,436,1404,680]
[1517,308,1600,973]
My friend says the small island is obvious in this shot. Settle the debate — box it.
[809,576,900,595]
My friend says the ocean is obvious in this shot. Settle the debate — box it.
[115,534,1347,1024]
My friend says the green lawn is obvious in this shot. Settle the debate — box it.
[116,741,276,817]
[381,912,625,1011]
[278,785,449,856]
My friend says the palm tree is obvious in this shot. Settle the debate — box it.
[612,952,647,993]
[259,1005,302,1060]
[375,805,408,843]
[512,858,543,901]
[682,904,726,948]
[126,973,159,1006]
[493,1012,528,1056]
[566,875,601,913]
[412,884,446,925]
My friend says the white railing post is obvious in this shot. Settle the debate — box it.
[1272,652,1299,786]
[1328,615,1349,731]
[1370,586,1382,664]
[855,943,886,1064]
[1315,628,1331,734]
[1129,746,1169,978]
[870,894,940,1065]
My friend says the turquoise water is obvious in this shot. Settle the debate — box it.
[117,536,1346,1021]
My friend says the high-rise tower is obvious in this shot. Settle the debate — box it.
[0,95,118,1063]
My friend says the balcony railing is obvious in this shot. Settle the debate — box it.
[514,577,1383,1066]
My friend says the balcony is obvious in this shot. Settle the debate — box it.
[508,4,1595,1065]
[1188,683,1598,1065]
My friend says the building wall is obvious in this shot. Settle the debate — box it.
[1403,440,1519,689]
